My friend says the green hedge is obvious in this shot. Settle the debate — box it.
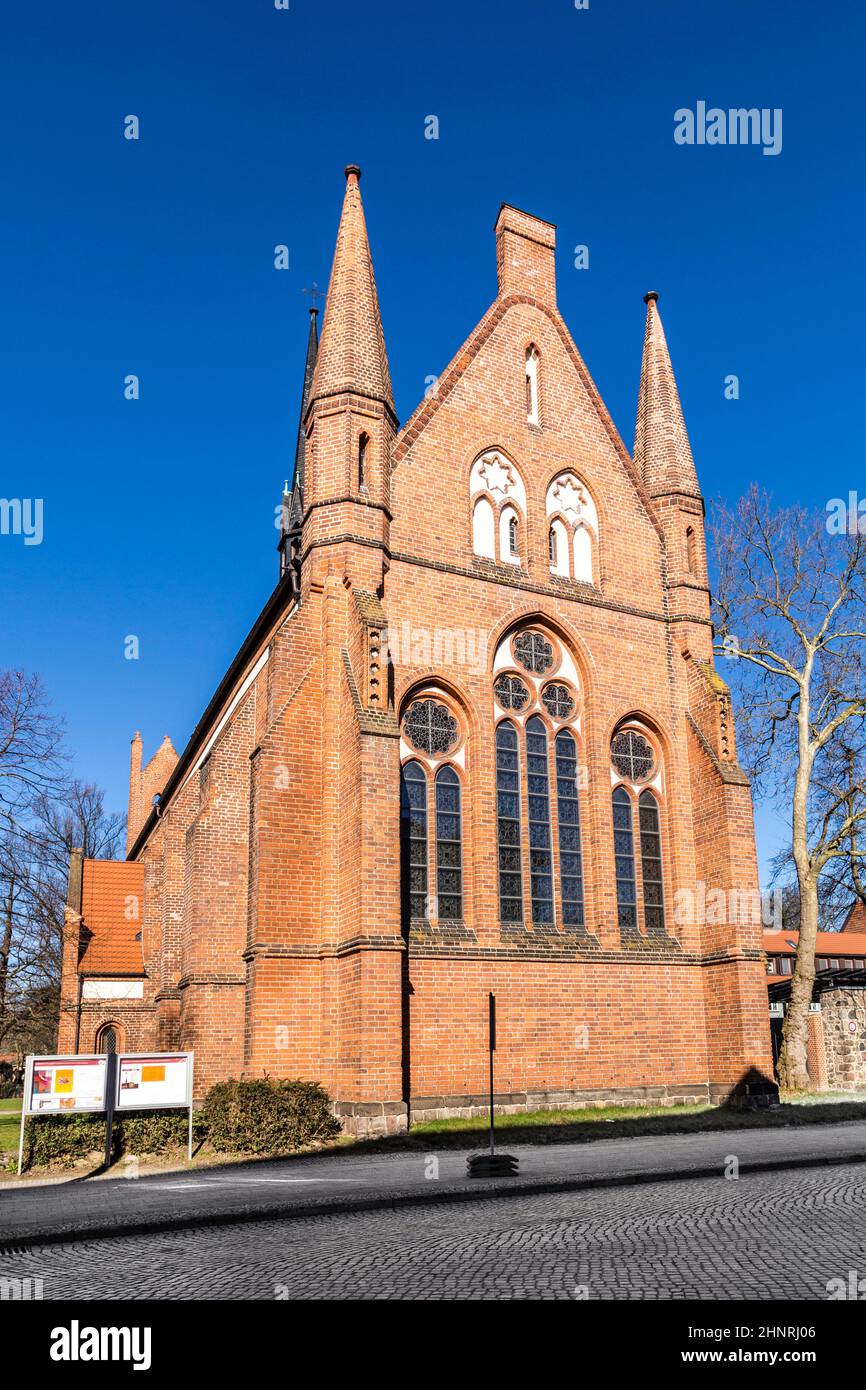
[203,1078,340,1155]
[17,1077,339,1169]
[21,1110,199,1170]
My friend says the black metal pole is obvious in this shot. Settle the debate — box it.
[103,1051,117,1168]
[488,992,496,1158]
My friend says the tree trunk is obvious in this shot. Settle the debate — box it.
[777,871,818,1090]
[0,877,13,1018]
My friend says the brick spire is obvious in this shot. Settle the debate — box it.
[634,292,700,498]
[308,165,394,416]
[290,306,319,519]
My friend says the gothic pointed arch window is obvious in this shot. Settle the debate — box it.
[435,766,463,920]
[525,715,554,923]
[500,504,520,564]
[555,729,585,927]
[610,723,667,938]
[400,760,428,921]
[400,695,465,928]
[612,786,637,933]
[492,625,588,931]
[546,473,599,584]
[495,720,523,923]
[358,432,368,489]
[470,451,527,564]
[96,1023,121,1054]
[472,495,496,558]
[639,790,665,936]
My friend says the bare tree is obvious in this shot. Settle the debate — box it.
[0,781,125,1056]
[0,670,66,830]
[712,486,866,1091]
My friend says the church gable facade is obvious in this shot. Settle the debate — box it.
[59,167,775,1130]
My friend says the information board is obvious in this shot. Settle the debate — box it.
[25,1055,107,1115]
[115,1053,193,1110]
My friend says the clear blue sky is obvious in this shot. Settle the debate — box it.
[2,0,862,882]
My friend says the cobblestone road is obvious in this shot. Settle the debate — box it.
[3,1162,866,1299]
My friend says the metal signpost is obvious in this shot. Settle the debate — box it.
[467,993,518,1178]
[17,1050,195,1174]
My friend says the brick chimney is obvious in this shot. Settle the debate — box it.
[127,732,143,854]
[495,203,556,304]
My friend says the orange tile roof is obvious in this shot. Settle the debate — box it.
[763,930,866,957]
[842,902,866,933]
[78,859,145,976]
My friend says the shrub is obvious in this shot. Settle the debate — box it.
[24,1113,106,1169]
[22,1109,202,1170]
[0,1080,22,1099]
[203,1078,339,1155]
[116,1110,199,1155]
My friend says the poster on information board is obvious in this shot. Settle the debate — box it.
[25,1055,107,1115]
[115,1052,193,1110]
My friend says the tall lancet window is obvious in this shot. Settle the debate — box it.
[495,721,523,923]
[358,432,368,489]
[555,729,585,927]
[525,715,554,923]
[435,766,463,920]
[400,761,428,921]
[612,786,637,933]
[525,346,540,425]
[639,790,665,936]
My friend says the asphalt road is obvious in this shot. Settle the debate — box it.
[5,1120,866,1248]
[3,1161,866,1299]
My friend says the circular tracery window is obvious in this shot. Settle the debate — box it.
[611,730,655,782]
[494,673,530,711]
[541,682,575,720]
[403,699,459,756]
[513,630,554,674]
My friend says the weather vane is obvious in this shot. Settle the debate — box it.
[302,281,325,311]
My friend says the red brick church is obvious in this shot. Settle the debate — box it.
[59,166,776,1130]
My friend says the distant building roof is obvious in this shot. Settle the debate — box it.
[78,859,146,976]
[764,930,866,957]
[841,901,866,934]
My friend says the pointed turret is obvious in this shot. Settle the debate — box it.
[279,306,319,584]
[634,292,700,499]
[300,166,397,595]
[634,292,710,658]
[308,165,394,416]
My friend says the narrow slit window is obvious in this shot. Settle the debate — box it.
[495,721,523,923]
[400,760,428,921]
[639,790,665,935]
[525,346,539,424]
[508,514,518,555]
[435,766,463,921]
[525,715,554,924]
[358,433,368,488]
[686,525,697,574]
[612,786,637,933]
[555,729,584,927]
